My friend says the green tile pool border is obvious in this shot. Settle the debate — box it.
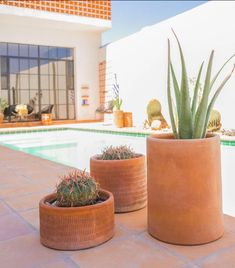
[0,126,234,146]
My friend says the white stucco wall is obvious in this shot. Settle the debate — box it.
[103,1,235,129]
[0,14,103,120]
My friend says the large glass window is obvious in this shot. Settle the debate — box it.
[0,42,75,120]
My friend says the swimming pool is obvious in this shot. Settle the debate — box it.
[0,128,234,217]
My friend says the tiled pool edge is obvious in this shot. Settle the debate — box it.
[0,126,234,146]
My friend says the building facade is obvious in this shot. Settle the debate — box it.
[0,0,111,121]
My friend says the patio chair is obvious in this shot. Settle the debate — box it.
[34,104,54,120]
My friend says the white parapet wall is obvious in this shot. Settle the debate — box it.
[102,1,235,129]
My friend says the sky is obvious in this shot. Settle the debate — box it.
[102,1,207,45]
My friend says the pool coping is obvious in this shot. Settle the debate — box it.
[0,125,234,146]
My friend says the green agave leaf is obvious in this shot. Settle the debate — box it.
[170,62,181,118]
[202,64,235,137]
[167,39,178,138]
[210,54,235,90]
[172,30,192,139]
[193,50,214,138]
[191,62,204,121]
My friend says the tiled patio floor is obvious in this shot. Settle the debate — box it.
[1,145,235,268]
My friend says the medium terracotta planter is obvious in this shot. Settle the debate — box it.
[147,133,224,245]
[90,155,147,213]
[113,110,124,128]
[123,112,133,127]
[0,113,4,123]
[40,190,114,250]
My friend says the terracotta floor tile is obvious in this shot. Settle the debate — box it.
[142,229,235,261]
[0,213,32,241]
[19,209,40,230]
[0,201,12,216]
[37,259,77,268]
[0,233,63,268]
[200,246,235,268]
[6,190,50,212]
[115,207,147,233]
[0,182,47,199]
[71,237,186,268]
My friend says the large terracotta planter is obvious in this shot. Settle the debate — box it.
[147,133,224,245]
[90,155,147,212]
[113,110,124,128]
[40,190,114,250]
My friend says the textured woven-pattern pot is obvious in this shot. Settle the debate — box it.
[113,110,124,128]
[40,190,114,250]
[90,155,146,213]
[147,133,224,245]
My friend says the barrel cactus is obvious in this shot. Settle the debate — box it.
[97,145,138,160]
[167,30,235,139]
[207,110,222,132]
[56,170,99,207]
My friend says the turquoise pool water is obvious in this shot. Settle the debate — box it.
[0,128,234,217]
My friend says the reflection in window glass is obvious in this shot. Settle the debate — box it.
[40,75,49,90]
[29,45,38,58]
[29,59,38,74]
[19,44,29,57]
[20,59,29,74]
[58,47,67,59]
[67,48,73,59]
[9,58,19,74]
[29,75,38,90]
[40,60,49,75]
[8,43,19,56]
[0,43,7,56]
[1,75,7,90]
[20,75,29,90]
[40,46,49,58]
[49,47,57,59]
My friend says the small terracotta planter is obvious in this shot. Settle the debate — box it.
[0,113,3,123]
[113,110,124,128]
[147,133,224,245]
[90,155,147,213]
[123,112,133,127]
[40,190,114,250]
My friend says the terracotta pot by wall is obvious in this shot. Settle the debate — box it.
[147,133,224,245]
[90,155,147,213]
[40,190,114,250]
[113,110,124,128]
[41,113,52,125]
[123,112,133,127]
[0,113,4,123]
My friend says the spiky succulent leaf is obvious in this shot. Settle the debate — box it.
[193,51,214,138]
[167,39,178,138]
[172,30,192,139]
[170,62,181,117]
[191,62,204,120]
[202,64,235,137]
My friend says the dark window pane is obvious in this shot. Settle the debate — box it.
[9,58,19,74]
[19,44,29,57]
[20,59,29,74]
[58,47,67,59]
[1,57,7,75]
[29,45,38,58]
[0,43,7,56]
[66,61,74,76]
[40,46,49,58]
[1,75,8,90]
[29,59,38,74]
[49,47,57,59]
[8,43,19,56]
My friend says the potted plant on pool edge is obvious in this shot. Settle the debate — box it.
[39,170,114,250]
[147,30,235,245]
[113,74,124,128]
[90,145,147,213]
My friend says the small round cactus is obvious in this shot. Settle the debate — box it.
[97,145,139,160]
[56,170,99,207]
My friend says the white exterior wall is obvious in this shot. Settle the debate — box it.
[103,1,235,128]
[0,15,103,120]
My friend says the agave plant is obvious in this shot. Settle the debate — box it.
[167,30,235,139]
[112,74,123,110]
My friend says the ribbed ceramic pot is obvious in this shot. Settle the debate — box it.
[90,155,147,213]
[40,190,114,250]
[147,133,224,245]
